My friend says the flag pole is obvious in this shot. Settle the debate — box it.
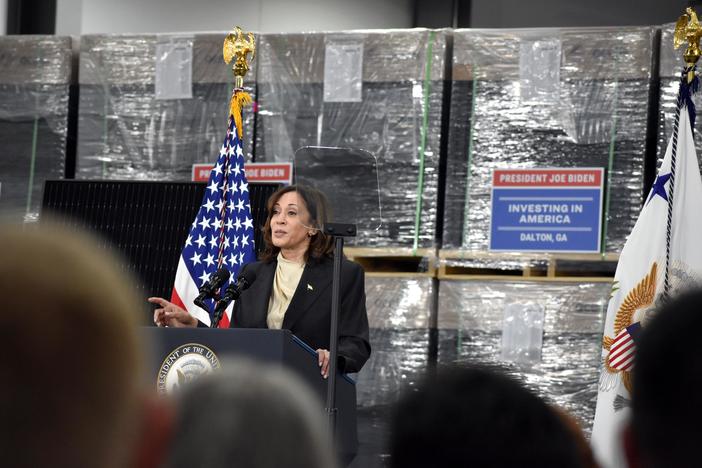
[674,8,702,84]
[208,26,255,327]
[168,28,256,327]
[223,26,255,139]
[663,9,702,298]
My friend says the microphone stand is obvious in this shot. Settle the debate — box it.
[194,292,220,318]
[211,299,227,329]
[212,287,236,329]
[323,222,356,442]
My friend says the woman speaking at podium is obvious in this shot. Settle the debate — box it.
[150,185,371,376]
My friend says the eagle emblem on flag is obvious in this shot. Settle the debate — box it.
[601,262,658,393]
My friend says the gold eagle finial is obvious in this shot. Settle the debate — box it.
[674,7,702,82]
[223,26,256,89]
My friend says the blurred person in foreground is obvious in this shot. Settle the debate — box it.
[624,289,702,468]
[150,184,371,377]
[0,224,172,468]
[165,358,337,468]
[390,365,591,468]
[553,406,600,468]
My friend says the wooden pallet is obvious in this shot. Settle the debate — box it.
[438,250,618,282]
[345,247,437,278]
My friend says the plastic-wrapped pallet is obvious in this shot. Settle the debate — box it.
[437,279,609,434]
[354,276,434,467]
[658,23,702,172]
[443,27,657,254]
[255,30,448,248]
[0,36,72,223]
[356,276,434,407]
[77,33,255,181]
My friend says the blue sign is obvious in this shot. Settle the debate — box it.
[489,169,604,253]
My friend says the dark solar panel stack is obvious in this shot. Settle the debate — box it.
[255,29,449,248]
[41,180,279,314]
[0,36,72,223]
[442,27,657,254]
[76,33,256,181]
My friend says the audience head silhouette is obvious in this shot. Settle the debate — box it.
[0,224,151,468]
[390,365,588,468]
[165,358,337,468]
[626,288,702,468]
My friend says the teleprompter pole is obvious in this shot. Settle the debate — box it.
[323,223,357,438]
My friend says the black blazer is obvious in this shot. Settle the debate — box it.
[231,256,371,373]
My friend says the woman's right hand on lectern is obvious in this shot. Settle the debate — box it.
[148,297,198,328]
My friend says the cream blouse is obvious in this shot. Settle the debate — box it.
[266,252,305,329]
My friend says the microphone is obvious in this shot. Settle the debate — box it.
[194,267,230,313]
[211,269,257,328]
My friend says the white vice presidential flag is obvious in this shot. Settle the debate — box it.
[591,85,702,466]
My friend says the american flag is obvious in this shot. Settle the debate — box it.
[607,322,641,372]
[170,115,256,327]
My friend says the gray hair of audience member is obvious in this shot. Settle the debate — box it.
[165,358,338,468]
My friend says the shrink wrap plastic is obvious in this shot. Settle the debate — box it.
[0,36,72,222]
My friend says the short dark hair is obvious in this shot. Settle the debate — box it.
[390,365,586,468]
[260,184,334,263]
[631,288,702,467]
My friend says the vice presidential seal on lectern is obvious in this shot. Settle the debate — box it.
[157,343,221,394]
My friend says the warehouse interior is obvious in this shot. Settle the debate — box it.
[3,1,702,467]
